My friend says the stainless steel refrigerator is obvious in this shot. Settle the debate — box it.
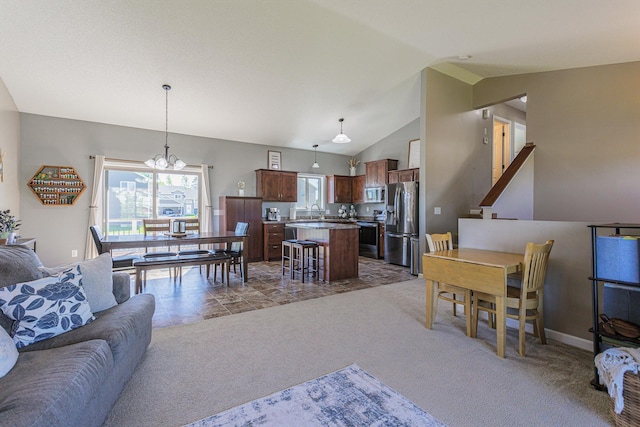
[384,181,419,268]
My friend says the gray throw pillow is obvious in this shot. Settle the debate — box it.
[39,253,117,312]
[0,245,44,288]
[0,245,45,335]
[0,326,18,377]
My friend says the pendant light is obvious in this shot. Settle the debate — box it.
[145,84,186,170]
[312,144,320,168]
[332,118,351,143]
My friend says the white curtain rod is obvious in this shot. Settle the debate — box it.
[89,155,213,169]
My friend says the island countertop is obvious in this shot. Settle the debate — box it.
[285,222,358,230]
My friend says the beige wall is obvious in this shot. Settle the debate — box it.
[423,68,491,238]
[0,77,20,214]
[474,61,640,222]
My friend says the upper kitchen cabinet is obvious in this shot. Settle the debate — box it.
[365,159,398,187]
[327,175,352,204]
[256,169,298,202]
[388,168,419,184]
[351,175,365,204]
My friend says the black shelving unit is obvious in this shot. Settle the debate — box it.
[589,223,640,390]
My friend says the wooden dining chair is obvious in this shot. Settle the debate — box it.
[471,240,554,356]
[142,218,177,284]
[425,232,473,336]
[177,217,206,275]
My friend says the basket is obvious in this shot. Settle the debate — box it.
[612,371,640,427]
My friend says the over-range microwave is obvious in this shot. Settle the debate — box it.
[364,187,385,203]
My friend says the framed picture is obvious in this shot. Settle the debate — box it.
[408,139,420,169]
[268,150,281,170]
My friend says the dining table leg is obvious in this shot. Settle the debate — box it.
[242,236,248,282]
[495,295,506,357]
[425,279,437,329]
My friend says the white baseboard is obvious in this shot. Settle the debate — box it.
[458,308,592,351]
[504,317,592,351]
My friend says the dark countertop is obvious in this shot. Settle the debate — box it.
[285,221,359,230]
[263,217,384,225]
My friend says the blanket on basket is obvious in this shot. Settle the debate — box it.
[595,347,640,414]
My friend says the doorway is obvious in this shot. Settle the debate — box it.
[492,116,511,185]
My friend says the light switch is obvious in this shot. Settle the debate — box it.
[434,207,441,215]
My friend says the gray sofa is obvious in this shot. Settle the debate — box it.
[0,245,155,427]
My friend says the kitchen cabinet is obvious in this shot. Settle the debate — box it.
[327,175,352,204]
[388,168,419,184]
[255,169,298,202]
[263,222,285,261]
[365,159,398,187]
[351,175,365,203]
[219,196,263,262]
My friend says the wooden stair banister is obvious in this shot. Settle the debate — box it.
[479,142,536,207]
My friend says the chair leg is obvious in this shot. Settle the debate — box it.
[225,261,230,286]
[464,290,472,337]
[471,297,479,338]
[452,298,457,317]
[518,316,527,357]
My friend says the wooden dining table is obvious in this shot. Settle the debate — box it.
[422,248,523,357]
[100,231,249,282]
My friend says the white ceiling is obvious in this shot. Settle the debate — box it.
[1,1,639,156]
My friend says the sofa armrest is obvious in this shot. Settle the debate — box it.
[112,272,131,304]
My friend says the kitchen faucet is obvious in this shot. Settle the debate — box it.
[310,203,324,220]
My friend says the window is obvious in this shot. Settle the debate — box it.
[297,174,325,210]
[104,168,199,235]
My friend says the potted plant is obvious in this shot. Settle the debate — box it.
[0,209,20,244]
[347,157,360,176]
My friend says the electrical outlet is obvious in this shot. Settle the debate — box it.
[71,249,78,258]
[366,207,370,212]
[434,207,441,215]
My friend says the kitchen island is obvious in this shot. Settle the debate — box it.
[285,221,359,281]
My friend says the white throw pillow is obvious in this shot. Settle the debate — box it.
[39,253,117,312]
[0,266,94,349]
[0,327,18,378]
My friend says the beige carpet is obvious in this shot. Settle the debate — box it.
[104,279,613,426]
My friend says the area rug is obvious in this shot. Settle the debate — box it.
[183,363,445,426]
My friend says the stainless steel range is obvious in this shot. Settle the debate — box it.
[357,220,379,259]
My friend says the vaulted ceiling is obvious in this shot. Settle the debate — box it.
[1,1,638,155]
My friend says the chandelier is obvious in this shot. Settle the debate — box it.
[145,84,185,170]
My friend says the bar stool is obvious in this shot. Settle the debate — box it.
[291,240,319,283]
[282,239,297,278]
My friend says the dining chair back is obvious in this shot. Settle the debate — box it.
[425,232,453,252]
[472,240,554,356]
[143,219,171,236]
[183,218,200,234]
[89,224,106,254]
[425,232,472,336]
[89,225,139,270]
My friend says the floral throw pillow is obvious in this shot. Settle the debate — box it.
[0,266,94,348]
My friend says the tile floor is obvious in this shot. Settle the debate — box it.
[131,257,415,329]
